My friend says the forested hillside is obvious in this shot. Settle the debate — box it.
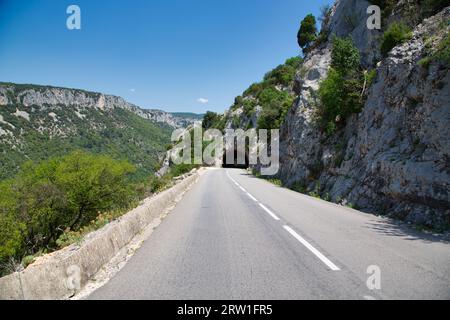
[0,83,175,181]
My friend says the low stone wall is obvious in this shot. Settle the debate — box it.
[0,172,199,300]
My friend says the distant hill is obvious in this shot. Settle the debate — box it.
[170,112,204,121]
[0,82,188,181]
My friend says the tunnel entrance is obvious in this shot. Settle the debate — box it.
[222,148,249,169]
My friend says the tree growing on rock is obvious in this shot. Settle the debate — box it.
[297,14,318,54]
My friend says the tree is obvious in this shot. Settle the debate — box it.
[297,14,318,53]
[53,151,135,229]
[202,111,221,130]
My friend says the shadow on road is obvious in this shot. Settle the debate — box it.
[364,219,450,244]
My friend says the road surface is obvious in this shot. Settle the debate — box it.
[89,168,450,299]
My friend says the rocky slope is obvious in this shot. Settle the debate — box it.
[225,1,450,230]
[0,83,194,180]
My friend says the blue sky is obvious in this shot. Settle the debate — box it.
[0,0,332,113]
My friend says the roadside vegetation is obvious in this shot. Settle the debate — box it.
[0,150,198,276]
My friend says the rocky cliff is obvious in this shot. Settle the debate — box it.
[0,83,196,129]
[226,0,450,230]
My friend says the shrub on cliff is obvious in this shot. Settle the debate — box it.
[257,87,294,130]
[317,69,364,135]
[317,37,364,135]
[331,37,361,74]
[380,22,413,56]
[263,56,303,86]
[419,33,450,68]
[433,33,450,67]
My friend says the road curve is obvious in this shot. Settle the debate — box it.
[89,168,450,300]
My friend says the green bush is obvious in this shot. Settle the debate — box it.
[263,56,303,87]
[318,69,364,132]
[433,33,450,67]
[420,33,450,68]
[285,56,303,68]
[257,87,294,130]
[266,178,282,186]
[148,174,173,194]
[290,181,307,193]
[243,82,264,97]
[331,37,361,74]
[380,22,412,56]
[242,99,257,118]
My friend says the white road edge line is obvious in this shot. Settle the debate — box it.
[239,186,247,192]
[283,225,340,271]
[259,203,280,221]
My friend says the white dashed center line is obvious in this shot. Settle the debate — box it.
[245,192,258,202]
[226,169,341,272]
[283,225,340,271]
[258,203,280,221]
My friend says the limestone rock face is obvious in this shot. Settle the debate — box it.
[328,0,382,66]
[279,3,450,229]
[0,84,194,129]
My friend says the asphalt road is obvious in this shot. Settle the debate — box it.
[89,168,450,300]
